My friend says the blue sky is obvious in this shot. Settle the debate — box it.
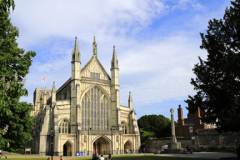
[10,0,232,120]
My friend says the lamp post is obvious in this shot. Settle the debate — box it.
[50,127,54,160]
[110,128,113,155]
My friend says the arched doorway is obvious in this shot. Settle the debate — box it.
[63,141,72,156]
[93,136,111,155]
[124,140,132,154]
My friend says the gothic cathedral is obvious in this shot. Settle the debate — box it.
[30,37,141,156]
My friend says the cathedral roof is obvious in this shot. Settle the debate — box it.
[81,56,111,80]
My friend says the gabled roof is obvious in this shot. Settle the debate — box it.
[47,77,71,104]
[81,56,111,80]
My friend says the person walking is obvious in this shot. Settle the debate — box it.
[107,154,112,160]
[60,155,64,160]
[127,148,129,154]
[187,145,192,154]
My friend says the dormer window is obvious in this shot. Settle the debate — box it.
[90,72,100,79]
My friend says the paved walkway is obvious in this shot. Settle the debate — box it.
[6,152,238,159]
[156,152,237,159]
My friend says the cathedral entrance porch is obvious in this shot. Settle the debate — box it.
[93,136,112,155]
[124,140,133,154]
[63,141,72,156]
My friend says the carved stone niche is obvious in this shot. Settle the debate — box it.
[116,135,119,142]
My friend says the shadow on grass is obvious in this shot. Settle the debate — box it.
[72,155,213,160]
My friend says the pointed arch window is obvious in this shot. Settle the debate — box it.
[121,121,128,134]
[81,87,109,130]
[59,120,71,134]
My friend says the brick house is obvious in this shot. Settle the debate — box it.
[175,105,216,139]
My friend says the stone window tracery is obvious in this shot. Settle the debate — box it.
[59,120,71,134]
[121,121,128,134]
[82,87,109,130]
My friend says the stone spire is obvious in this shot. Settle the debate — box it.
[52,81,56,106]
[128,91,133,109]
[111,46,118,68]
[72,36,80,62]
[93,36,97,57]
[52,81,56,91]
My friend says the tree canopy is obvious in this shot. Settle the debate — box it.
[138,114,171,143]
[0,0,36,150]
[185,0,240,132]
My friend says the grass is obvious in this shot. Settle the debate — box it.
[5,151,22,155]
[72,155,213,160]
[4,159,46,160]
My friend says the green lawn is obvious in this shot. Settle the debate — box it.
[72,155,213,160]
[4,159,46,160]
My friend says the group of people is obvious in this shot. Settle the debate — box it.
[0,150,7,159]
[92,154,112,160]
[126,148,132,154]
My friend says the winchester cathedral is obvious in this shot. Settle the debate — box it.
[29,37,140,156]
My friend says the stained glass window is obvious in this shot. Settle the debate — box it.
[81,87,108,130]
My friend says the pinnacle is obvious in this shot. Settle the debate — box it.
[52,81,56,91]
[111,45,118,68]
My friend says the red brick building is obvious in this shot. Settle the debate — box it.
[175,105,216,139]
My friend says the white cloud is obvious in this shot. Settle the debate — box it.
[15,0,231,120]
[11,0,167,48]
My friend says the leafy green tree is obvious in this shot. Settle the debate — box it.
[139,128,155,144]
[0,0,36,150]
[0,0,15,11]
[138,114,171,139]
[185,0,240,132]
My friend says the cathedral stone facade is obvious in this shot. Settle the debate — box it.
[29,37,140,156]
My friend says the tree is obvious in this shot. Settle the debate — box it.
[139,128,155,144]
[138,114,171,140]
[0,0,15,11]
[0,0,36,150]
[185,0,240,132]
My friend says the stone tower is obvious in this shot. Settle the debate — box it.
[71,37,81,134]
[110,46,120,130]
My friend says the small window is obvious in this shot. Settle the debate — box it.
[59,120,71,134]
[90,72,100,79]
[189,126,193,133]
[207,125,210,129]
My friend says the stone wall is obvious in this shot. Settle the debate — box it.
[195,130,240,151]
[145,130,240,153]
[145,138,192,153]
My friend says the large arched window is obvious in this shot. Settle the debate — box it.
[82,87,109,130]
[59,120,71,134]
